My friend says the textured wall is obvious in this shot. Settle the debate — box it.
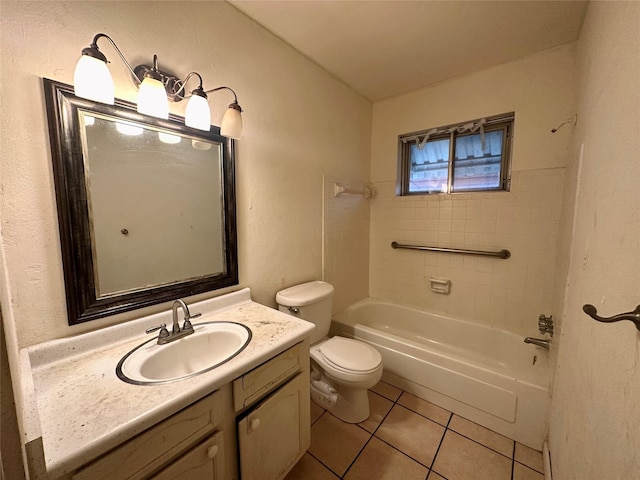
[0,1,371,348]
[322,176,371,315]
[548,2,640,478]
[369,45,576,337]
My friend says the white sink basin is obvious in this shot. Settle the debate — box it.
[116,321,252,385]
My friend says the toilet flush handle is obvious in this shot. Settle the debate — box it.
[287,306,300,314]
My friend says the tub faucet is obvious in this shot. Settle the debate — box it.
[524,337,551,350]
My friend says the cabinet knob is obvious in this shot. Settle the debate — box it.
[250,418,261,431]
[206,445,219,459]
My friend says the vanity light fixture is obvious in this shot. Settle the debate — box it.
[73,33,244,138]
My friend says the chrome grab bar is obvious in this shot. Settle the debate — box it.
[391,241,510,259]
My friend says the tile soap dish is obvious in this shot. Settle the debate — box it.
[430,277,451,295]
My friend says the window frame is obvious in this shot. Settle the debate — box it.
[397,113,514,196]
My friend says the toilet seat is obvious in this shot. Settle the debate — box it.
[317,337,382,374]
[320,356,381,376]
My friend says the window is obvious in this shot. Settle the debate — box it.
[397,113,514,195]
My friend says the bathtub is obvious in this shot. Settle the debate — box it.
[330,298,552,449]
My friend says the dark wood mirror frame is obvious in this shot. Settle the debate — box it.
[43,78,238,325]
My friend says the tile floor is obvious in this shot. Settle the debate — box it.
[285,381,545,480]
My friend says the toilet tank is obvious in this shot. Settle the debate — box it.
[276,281,334,344]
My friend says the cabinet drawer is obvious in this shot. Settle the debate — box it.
[150,430,225,480]
[233,343,302,411]
[73,391,222,480]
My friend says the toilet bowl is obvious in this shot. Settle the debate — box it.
[309,336,382,422]
[276,281,383,423]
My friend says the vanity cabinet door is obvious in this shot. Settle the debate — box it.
[237,373,310,480]
[150,430,225,480]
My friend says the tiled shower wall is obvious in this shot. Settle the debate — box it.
[322,177,371,314]
[369,168,564,337]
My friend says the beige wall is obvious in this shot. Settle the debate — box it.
[549,2,640,478]
[0,1,371,349]
[369,45,576,337]
[322,176,371,314]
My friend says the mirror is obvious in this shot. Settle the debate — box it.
[44,79,238,325]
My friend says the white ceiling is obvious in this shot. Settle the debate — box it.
[229,0,588,101]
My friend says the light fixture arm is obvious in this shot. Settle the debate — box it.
[204,86,243,112]
[204,86,239,104]
[173,72,205,98]
[82,33,181,99]
[88,33,140,86]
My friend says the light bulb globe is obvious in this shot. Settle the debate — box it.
[137,76,169,119]
[185,92,211,131]
[220,104,243,139]
[74,54,114,104]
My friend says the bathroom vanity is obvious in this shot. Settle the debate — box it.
[17,289,314,480]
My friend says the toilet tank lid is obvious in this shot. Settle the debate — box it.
[276,281,334,307]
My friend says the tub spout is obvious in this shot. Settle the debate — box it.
[524,337,551,350]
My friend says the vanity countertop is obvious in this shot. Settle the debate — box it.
[21,288,314,479]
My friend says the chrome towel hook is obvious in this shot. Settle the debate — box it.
[582,304,640,331]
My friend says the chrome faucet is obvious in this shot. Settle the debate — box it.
[146,299,201,345]
[172,299,196,335]
[524,337,551,350]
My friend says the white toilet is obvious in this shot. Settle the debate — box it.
[276,281,383,423]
